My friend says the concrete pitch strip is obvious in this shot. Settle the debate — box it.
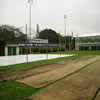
[16,56,100,100]
[0,54,74,66]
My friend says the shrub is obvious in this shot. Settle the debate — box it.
[61,47,65,51]
[52,48,57,52]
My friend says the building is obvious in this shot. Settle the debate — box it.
[75,35,100,50]
[4,39,63,56]
[5,44,19,56]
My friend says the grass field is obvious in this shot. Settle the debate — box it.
[49,50,100,55]
[0,50,100,100]
[0,80,40,100]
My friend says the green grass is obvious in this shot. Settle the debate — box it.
[49,50,100,55]
[0,80,40,100]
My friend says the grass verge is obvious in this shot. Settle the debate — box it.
[0,80,40,100]
[49,50,100,55]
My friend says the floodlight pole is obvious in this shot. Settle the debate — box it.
[46,42,48,60]
[28,0,33,54]
[64,14,67,51]
[26,24,28,62]
[68,34,70,51]
[59,32,61,57]
[46,29,48,60]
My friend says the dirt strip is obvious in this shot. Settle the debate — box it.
[0,56,80,81]
[16,56,100,88]
[29,59,100,100]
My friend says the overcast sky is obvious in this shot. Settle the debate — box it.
[0,0,100,36]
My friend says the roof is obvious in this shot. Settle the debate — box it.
[77,33,100,37]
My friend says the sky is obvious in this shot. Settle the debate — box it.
[0,0,100,36]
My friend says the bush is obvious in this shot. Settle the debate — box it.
[61,47,65,51]
[48,48,51,52]
[52,48,57,52]
[22,48,26,54]
[40,48,46,53]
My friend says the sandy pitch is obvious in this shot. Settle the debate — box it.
[16,56,100,88]
[29,57,100,100]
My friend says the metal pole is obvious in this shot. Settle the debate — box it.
[46,43,48,60]
[59,32,61,57]
[70,33,72,51]
[75,34,78,50]
[69,34,70,51]
[26,24,28,62]
[30,3,31,54]
[46,29,48,60]
[28,0,33,54]
[64,14,67,51]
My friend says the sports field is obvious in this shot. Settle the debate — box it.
[16,55,100,88]
[0,51,100,100]
[29,57,100,100]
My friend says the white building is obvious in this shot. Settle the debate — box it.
[75,34,100,50]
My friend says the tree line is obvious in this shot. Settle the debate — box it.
[0,25,75,56]
[37,29,75,50]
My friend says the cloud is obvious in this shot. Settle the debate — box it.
[0,0,100,36]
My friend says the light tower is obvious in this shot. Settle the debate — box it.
[28,0,33,54]
[64,14,67,51]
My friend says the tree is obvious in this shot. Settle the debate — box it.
[0,40,6,56]
[0,25,27,43]
[38,29,60,43]
[37,28,75,50]
[0,25,27,56]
